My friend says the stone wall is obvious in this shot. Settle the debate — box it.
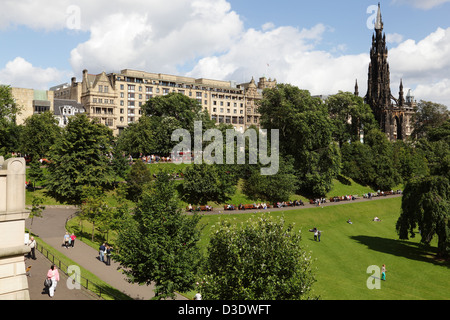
[0,157,30,300]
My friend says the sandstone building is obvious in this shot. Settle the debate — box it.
[51,69,276,135]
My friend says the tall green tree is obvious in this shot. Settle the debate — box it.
[114,172,203,300]
[19,111,61,160]
[0,85,21,155]
[258,84,341,197]
[200,214,317,300]
[125,159,153,202]
[45,114,115,205]
[143,92,215,152]
[243,155,298,203]
[326,91,377,146]
[396,175,450,258]
[115,115,156,155]
[364,128,401,190]
[412,100,449,140]
[180,163,237,205]
[392,140,429,183]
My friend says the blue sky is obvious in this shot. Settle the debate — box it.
[1,0,450,106]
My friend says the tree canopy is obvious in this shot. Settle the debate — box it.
[114,172,203,299]
[199,214,317,300]
[45,114,115,205]
[258,84,341,197]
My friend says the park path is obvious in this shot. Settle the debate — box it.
[25,207,187,300]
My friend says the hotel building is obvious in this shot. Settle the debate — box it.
[51,69,277,135]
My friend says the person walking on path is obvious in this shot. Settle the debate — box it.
[70,233,76,248]
[105,245,112,266]
[63,232,70,249]
[27,236,37,260]
[46,264,60,298]
[381,264,387,281]
[99,243,106,262]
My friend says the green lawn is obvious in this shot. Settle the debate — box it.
[196,197,450,300]
[32,165,449,300]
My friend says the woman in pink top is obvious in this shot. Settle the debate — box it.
[47,264,60,298]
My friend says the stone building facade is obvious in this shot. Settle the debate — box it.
[51,69,277,135]
[0,157,30,300]
[11,87,54,126]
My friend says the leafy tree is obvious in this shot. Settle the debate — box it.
[396,175,450,258]
[392,140,429,183]
[115,115,156,155]
[45,114,115,205]
[113,172,203,300]
[0,85,19,121]
[142,92,213,130]
[110,143,129,181]
[28,158,44,190]
[140,92,215,154]
[416,138,450,178]
[200,214,317,300]
[340,141,376,186]
[28,196,46,232]
[125,159,153,202]
[243,156,298,203]
[0,85,22,155]
[19,111,61,160]
[326,91,377,146]
[364,128,401,190]
[258,84,341,197]
[427,119,450,144]
[180,163,237,205]
[412,100,449,140]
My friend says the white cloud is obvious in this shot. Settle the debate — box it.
[388,27,450,106]
[391,0,450,10]
[0,57,71,90]
[413,79,450,106]
[187,23,368,96]
[68,0,243,74]
[386,33,404,44]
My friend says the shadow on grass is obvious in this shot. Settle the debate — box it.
[350,235,450,268]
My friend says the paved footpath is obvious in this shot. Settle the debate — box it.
[25,207,187,301]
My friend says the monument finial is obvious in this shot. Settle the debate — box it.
[375,2,383,31]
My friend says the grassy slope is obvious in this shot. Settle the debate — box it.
[196,197,450,300]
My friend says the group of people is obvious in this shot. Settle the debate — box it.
[99,243,113,266]
[63,232,76,249]
[309,227,322,242]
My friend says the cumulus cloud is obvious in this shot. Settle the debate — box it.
[187,23,368,97]
[411,79,450,106]
[0,57,71,89]
[68,0,243,74]
[388,27,450,106]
